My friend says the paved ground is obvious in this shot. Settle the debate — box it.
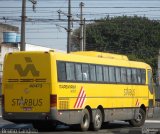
[0,118,160,134]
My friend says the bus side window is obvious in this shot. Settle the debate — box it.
[137,69,142,84]
[109,66,116,83]
[75,64,82,81]
[115,67,121,83]
[121,67,127,83]
[66,63,75,81]
[132,68,137,84]
[127,68,132,83]
[57,61,67,81]
[103,66,109,82]
[141,69,146,84]
[90,65,96,82]
[96,65,103,82]
[82,64,89,81]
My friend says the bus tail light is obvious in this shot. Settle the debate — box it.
[50,95,57,107]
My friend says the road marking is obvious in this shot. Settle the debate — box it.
[145,120,160,123]
[0,115,2,118]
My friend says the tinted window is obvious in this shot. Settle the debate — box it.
[57,62,66,81]
[96,65,103,82]
[82,64,89,81]
[90,65,96,81]
[109,67,116,83]
[121,68,127,83]
[66,63,75,81]
[127,68,132,83]
[132,69,137,83]
[141,69,146,84]
[137,69,142,84]
[115,67,121,83]
[75,64,82,81]
[103,66,109,82]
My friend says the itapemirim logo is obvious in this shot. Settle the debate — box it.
[15,57,40,77]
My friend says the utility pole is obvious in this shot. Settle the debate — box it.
[67,0,72,53]
[79,2,84,51]
[20,0,26,51]
[20,0,37,51]
[83,18,86,51]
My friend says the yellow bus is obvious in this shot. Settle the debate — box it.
[2,51,155,131]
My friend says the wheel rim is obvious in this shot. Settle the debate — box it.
[95,113,101,127]
[83,114,89,127]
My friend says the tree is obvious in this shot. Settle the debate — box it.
[71,16,160,75]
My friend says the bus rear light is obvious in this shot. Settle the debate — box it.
[50,95,57,107]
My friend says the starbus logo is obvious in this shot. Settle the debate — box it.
[15,57,40,77]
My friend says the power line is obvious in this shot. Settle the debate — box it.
[0,7,160,8]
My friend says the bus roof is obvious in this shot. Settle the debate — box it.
[71,51,128,60]
[52,51,151,70]
[5,50,151,70]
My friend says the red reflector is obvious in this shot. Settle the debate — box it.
[50,95,57,107]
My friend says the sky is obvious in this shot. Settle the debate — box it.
[0,0,160,51]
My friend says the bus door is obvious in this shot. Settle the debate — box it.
[147,69,154,117]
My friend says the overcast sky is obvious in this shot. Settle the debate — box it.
[0,0,160,51]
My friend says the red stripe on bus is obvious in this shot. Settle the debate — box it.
[74,87,83,108]
[77,90,85,108]
[79,94,86,108]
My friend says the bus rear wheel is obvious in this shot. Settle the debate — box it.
[80,108,90,131]
[129,108,146,127]
[91,109,103,131]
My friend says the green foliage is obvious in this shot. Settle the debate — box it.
[71,16,160,74]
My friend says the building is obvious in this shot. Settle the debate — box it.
[0,23,19,95]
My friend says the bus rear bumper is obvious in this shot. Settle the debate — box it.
[2,108,82,125]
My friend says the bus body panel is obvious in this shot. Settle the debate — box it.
[3,52,51,113]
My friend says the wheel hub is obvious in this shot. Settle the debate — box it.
[95,114,101,127]
[136,112,142,122]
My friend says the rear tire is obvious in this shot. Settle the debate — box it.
[91,109,103,131]
[129,108,146,127]
[80,108,90,131]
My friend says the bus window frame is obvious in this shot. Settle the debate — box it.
[56,60,147,86]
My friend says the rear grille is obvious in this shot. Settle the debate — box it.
[20,79,34,82]
[7,78,47,83]
[59,100,69,110]
[8,79,19,82]
[35,79,46,82]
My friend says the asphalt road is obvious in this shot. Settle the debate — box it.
[0,107,160,134]
[0,118,160,134]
